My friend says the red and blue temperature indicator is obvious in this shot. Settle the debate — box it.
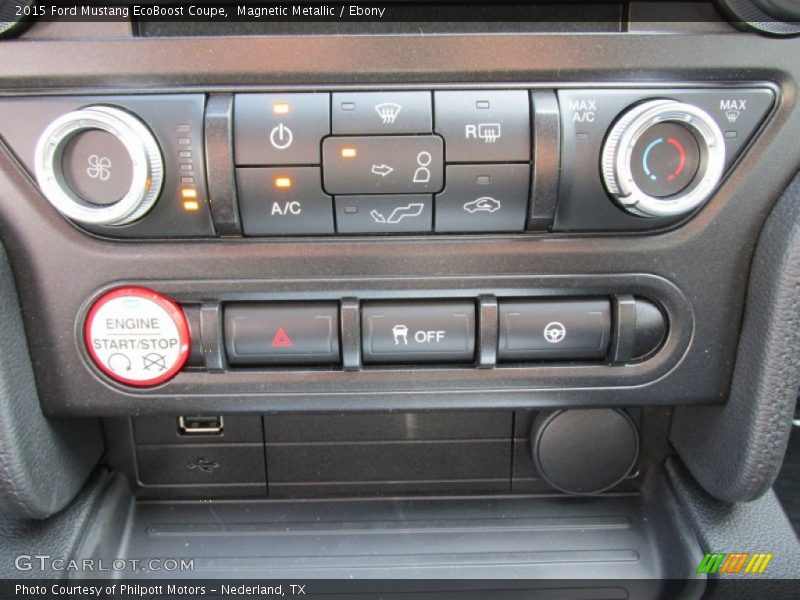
[631,122,700,198]
[641,136,687,182]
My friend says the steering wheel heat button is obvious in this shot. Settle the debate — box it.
[84,287,190,387]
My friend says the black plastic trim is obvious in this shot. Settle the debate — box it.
[63,273,693,416]
[204,93,240,236]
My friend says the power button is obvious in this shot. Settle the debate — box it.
[84,287,190,387]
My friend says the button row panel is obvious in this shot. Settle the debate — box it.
[10,85,772,238]
[233,90,533,235]
[234,91,530,166]
[213,296,665,370]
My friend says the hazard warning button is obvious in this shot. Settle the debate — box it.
[85,287,190,387]
[224,303,340,366]
[271,327,294,348]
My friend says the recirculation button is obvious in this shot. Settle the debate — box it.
[84,287,190,386]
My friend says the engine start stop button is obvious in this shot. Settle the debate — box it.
[84,287,190,387]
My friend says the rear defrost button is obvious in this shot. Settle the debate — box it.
[433,90,530,162]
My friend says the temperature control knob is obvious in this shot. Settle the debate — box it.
[601,100,725,218]
[34,106,163,226]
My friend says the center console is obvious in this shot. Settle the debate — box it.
[1,17,799,587]
[0,82,776,415]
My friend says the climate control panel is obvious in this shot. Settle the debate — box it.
[0,85,775,238]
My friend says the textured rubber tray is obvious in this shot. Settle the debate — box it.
[72,473,705,595]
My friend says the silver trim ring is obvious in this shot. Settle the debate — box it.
[34,106,163,226]
[601,100,726,218]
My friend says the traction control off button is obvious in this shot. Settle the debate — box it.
[84,287,190,387]
[361,301,476,364]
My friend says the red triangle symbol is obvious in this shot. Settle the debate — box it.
[271,327,293,348]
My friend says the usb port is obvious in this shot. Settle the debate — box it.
[178,416,224,436]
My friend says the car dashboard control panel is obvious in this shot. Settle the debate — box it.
[84,286,667,388]
[0,84,775,238]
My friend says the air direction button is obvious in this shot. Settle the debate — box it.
[322,135,444,195]
[84,287,190,387]
[335,194,433,233]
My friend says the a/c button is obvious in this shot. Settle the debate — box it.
[236,167,334,235]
